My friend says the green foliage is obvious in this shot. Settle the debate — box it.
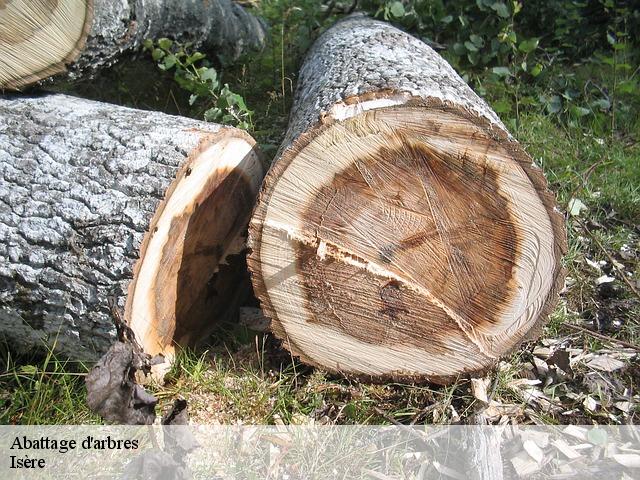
[143,38,254,129]
[367,0,540,74]
[362,0,639,136]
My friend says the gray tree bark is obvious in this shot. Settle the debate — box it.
[74,0,267,76]
[0,93,262,361]
[279,13,506,152]
[1,0,266,89]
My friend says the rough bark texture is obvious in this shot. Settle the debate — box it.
[0,0,266,90]
[248,14,567,382]
[0,93,263,361]
[279,13,505,153]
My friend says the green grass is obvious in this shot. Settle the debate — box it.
[0,343,98,424]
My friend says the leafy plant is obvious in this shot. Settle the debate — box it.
[144,38,254,129]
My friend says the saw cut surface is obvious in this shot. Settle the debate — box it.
[127,136,263,363]
[251,102,559,379]
[0,0,92,88]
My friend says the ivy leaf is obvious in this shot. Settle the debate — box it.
[142,39,153,51]
[518,37,539,53]
[470,34,484,47]
[587,428,608,446]
[201,68,218,86]
[151,48,165,61]
[204,107,222,122]
[530,63,543,77]
[389,1,405,18]
[163,54,176,70]
[464,41,478,52]
[541,94,562,114]
[452,42,466,55]
[491,2,510,18]
[492,66,511,77]
[590,98,611,111]
[157,37,173,51]
[186,52,206,65]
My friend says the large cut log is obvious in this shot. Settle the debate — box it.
[247,15,567,383]
[0,0,266,90]
[0,93,264,365]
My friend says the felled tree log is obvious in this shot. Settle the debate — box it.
[0,93,264,363]
[0,0,266,90]
[247,15,567,382]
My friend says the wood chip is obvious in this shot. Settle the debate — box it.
[520,430,550,449]
[552,439,582,459]
[583,396,598,411]
[471,377,490,403]
[511,450,541,476]
[432,461,466,480]
[613,454,640,468]
[533,346,551,358]
[523,439,544,463]
[564,425,588,441]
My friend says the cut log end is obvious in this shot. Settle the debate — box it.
[126,132,263,366]
[249,95,566,382]
[0,0,93,89]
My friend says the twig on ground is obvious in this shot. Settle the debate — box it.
[575,217,640,301]
[373,406,404,426]
[563,323,640,351]
[410,403,439,425]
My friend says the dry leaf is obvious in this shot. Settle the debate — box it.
[585,258,606,270]
[548,349,572,374]
[483,402,523,421]
[533,356,549,376]
[615,401,631,413]
[586,355,626,372]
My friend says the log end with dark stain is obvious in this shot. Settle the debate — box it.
[298,133,520,349]
[249,99,564,380]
